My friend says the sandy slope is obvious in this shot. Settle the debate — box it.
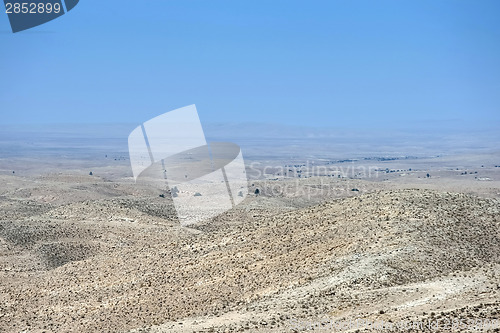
[1,171,500,332]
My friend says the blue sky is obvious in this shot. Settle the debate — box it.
[1,0,499,130]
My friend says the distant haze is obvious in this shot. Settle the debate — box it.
[0,123,498,162]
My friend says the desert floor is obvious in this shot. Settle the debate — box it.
[1,150,500,332]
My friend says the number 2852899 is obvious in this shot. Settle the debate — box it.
[5,2,62,14]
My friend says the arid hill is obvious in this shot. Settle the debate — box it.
[1,177,499,332]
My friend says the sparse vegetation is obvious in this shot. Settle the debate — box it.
[1,187,499,332]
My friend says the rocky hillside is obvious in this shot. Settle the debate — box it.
[1,187,499,332]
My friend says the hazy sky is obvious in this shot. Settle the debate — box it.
[1,0,499,131]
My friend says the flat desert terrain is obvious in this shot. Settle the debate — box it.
[0,126,499,332]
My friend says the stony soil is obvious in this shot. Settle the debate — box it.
[0,173,499,332]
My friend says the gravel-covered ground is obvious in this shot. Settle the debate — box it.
[0,160,499,332]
